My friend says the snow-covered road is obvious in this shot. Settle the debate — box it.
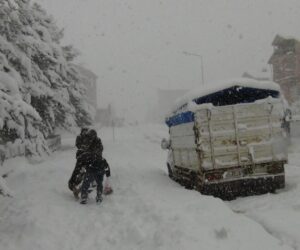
[0,124,299,250]
[229,138,300,250]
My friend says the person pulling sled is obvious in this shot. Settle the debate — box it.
[68,128,112,202]
[68,127,92,198]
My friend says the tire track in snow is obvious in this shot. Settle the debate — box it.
[231,208,298,250]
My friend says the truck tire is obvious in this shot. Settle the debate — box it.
[167,164,173,179]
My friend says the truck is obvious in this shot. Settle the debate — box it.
[162,79,288,200]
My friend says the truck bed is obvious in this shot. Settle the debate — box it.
[170,99,288,171]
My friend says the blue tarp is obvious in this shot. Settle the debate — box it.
[165,85,280,127]
[192,86,279,106]
[165,111,194,127]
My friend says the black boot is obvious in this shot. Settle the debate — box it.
[96,194,103,203]
[80,198,87,204]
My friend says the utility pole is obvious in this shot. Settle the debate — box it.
[112,119,115,142]
[183,51,205,85]
[108,103,115,142]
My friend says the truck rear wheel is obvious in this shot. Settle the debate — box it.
[167,164,173,179]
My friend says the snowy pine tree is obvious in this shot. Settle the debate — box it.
[0,0,94,161]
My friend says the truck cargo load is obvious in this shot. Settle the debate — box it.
[162,78,288,200]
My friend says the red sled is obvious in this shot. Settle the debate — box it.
[103,185,113,195]
[103,178,113,195]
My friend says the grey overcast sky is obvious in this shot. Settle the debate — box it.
[36,0,300,121]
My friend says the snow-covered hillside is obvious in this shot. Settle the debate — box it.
[0,124,299,250]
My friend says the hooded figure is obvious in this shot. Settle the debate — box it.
[68,128,103,197]
[75,127,89,149]
[68,129,108,201]
[79,129,109,204]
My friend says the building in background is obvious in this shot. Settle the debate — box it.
[95,104,113,126]
[95,104,124,127]
[74,65,98,110]
[268,35,300,103]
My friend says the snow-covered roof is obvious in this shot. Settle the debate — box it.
[272,34,300,46]
[172,78,280,113]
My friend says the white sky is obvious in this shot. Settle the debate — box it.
[36,0,300,121]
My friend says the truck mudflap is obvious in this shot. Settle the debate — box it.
[198,174,285,200]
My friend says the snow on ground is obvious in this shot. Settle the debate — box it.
[229,137,300,250]
[0,124,298,250]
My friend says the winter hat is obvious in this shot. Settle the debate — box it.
[86,129,97,140]
[80,127,89,135]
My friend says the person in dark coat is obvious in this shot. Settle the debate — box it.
[68,127,97,198]
[87,129,103,158]
[75,127,89,149]
[79,129,109,204]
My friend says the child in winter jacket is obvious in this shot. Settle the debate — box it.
[80,157,111,204]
